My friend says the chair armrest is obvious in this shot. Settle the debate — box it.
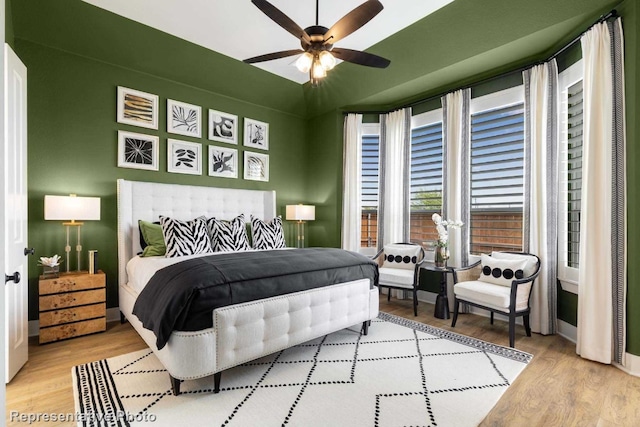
[452,261,482,284]
[371,247,384,261]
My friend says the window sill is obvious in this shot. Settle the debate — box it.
[559,279,578,295]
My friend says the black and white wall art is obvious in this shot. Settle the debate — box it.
[208,109,238,144]
[244,151,269,182]
[168,139,202,175]
[244,118,269,150]
[117,86,158,130]
[208,146,238,179]
[167,99,201,138]
[117,130,159,171]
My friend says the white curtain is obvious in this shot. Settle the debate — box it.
[379,108,411,246]
[341,113,363,252]
[523,61,558,335]
[442,89,470,310]
[442,89,470,268]
[577,19,627,365]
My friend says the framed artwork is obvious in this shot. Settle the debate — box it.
[208,109,238,144]
[208,145,238,179]
[244,151,269,182]
[117,86,158,130]
[117,130,159,171]
[167,139,202,175]
[243,118,269,150]
[167,99,201,138]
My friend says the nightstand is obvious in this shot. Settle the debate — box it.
[38,270,106,344]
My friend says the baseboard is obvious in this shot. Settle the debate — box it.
[28,307,122,337]
[557,319,577,343]
[617,353,640,377]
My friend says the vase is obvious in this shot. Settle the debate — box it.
[42,265,59,279]
[435,246,447,268]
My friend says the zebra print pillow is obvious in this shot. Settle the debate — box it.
[207,214,251,252]
[251,215,286,250]
[159,215,212,258]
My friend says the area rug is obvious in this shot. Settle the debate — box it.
[72,312,532,427]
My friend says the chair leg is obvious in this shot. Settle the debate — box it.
[509,315,516,348]
[490,312,494,325]
[524,314,532,337]
[413,289,418,316]
[451,299,460,327]
[387,288,391,301]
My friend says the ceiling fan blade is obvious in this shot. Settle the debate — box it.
[331,48,390,68]
[251,0,311,44]
[243,49,305,64]
[323,0,384,45]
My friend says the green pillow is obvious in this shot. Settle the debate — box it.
[139,220,166,257]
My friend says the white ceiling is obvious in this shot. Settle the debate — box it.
[81,0,454,84]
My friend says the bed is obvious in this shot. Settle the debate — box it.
[117,179,379,395]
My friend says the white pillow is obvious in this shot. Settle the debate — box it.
[490,252,538,278]
[478,254,528,287]
[160,215,212,258]
[381,244,422,270]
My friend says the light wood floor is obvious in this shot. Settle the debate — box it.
[6,299,640,426]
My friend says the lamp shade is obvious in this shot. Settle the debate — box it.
[286,204,315,221]
[44,195,101,221]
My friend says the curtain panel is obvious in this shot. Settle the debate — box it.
[523,61,559,335]
[379,108,412,247]
[341,113,363,252]
[576,18,626,365]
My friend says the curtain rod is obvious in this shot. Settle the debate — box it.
[344,8,618,116]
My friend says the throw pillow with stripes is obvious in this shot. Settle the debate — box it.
[160,215,212,257]
[207,214,251,252]
[251,215,286,250]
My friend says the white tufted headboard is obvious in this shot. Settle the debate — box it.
[117,179,276,287]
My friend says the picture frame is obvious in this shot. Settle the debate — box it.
[117,86,158,130]
[243,151,269,182]
[167,99,201,138]
[243,118,269,150]
[117,130,159,171]
[208,145,238,179]
[167,139,202,175]
[208,109,238,144]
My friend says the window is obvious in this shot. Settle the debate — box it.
[558,60,583,290]
[361,124,380,248]
[410,110,443,246]
[469,87,525,254]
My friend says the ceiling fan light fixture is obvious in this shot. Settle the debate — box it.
[295,52,314,73]
[319,50,336,70]
[311,58,327,79]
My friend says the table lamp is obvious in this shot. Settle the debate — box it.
[286,204,315,248]
[44,194,101,272]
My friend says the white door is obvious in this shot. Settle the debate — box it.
[4,43,29,383]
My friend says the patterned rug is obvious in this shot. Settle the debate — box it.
[72,313,532,426]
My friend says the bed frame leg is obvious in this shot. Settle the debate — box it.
[362,320,369,336]
[170,376,181,396]
[120,311,127,324]
[214,372,222,393]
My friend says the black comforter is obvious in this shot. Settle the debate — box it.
[132,248,378,349]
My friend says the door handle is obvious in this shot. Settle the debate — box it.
[5,272,21,284]
[24,248,35,256]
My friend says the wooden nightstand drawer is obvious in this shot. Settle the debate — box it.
[39,303,106,327]
[39,318,106,344]
[39,272,105,295]
[39,288,105,311]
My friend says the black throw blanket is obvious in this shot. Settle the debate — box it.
[132,248,378,349]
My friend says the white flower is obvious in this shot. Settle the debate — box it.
[38,255,62,267]
[432,214,464,247]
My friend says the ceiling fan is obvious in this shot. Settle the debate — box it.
[244,0,391,86]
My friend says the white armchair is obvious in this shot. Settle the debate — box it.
[372,243,426,316]
[451,251,541,348]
